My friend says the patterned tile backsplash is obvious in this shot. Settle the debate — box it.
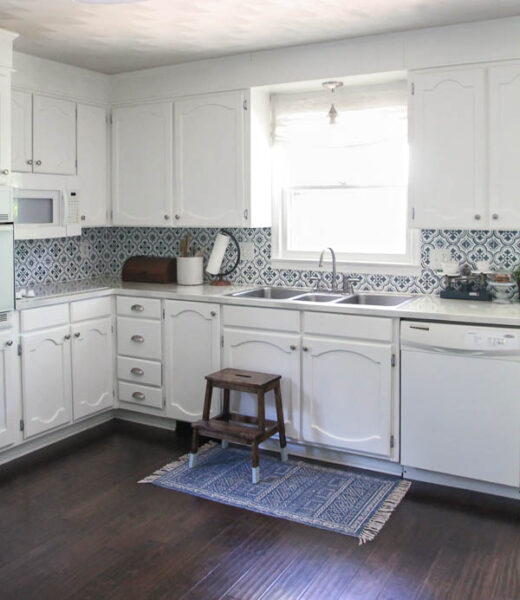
[14,226,520,295]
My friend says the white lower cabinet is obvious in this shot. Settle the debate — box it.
[222,328,301,439]
[71,317,114,420]
[21,325,72,438]
[301,336,393,457]
[0,329,21,449]
[164,300,221,421]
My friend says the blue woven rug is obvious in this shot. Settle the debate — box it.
[140,442,411,544]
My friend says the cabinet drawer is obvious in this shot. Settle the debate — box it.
[21,304,69,332]
[117,356,162,387]
[71,296,112,322]
[223,305,300,332]
[117,317,162,360]
[118,381,163,409]
[117,296,161,320]
[303,312,393,342]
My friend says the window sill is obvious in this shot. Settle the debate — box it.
[270,257,422,276]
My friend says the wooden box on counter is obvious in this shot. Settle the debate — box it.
[122,256,177,283]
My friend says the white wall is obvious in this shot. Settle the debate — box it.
[110,16,520,104]
[12,52,110,106]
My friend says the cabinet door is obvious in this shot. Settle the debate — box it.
[11,90,32,173]
[33,95,76,175]
[410,69,487,229]
[222,328,301,439]
[77,104,108,226]
[489,64,520,229]
[0,69,11,183]
[112,102,173,226]
[174,92,246,227]
[21,326,72,438]
[0,331,20,450]
[72,317,113,420]
[301,337,393,457]
[164,301,220,421]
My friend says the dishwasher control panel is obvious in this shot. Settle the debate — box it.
[464,331,519,351]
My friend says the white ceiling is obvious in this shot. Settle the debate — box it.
[1,0,520,74]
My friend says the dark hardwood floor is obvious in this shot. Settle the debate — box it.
[0,421,518,600]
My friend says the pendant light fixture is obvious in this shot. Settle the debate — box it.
[322,80,343,124]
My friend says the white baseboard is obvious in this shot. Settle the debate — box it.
[259,437,404,476]
[0,410,113,466]
[114,409,177,431]
[403,466,520,500]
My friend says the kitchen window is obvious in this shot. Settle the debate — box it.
[271,79,419,274]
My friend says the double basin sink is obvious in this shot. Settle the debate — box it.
[227,287,414,307]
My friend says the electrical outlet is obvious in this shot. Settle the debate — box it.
[239,242,254,261]
[429,248,450,271]
[80,240,91,259]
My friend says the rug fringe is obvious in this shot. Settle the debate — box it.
[138,441,216,484]
[358,480,411,545]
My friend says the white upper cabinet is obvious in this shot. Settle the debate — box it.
[174,89,271,228]
[489,63,520,229]
[77,103,108,226]
[174,91,246,227]
[0,68,11,183]
[11,90,32,173]
[32,95,77,175]
[112,102,173,226]
[301,337,393,457]
[410,68,487,229]
[71,317,113,420]
[0,330,20,450]
[12,93,77,176]
[21,325,73,439]
[164,300,220,421]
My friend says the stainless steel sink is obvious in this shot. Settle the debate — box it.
[333,293,413,307]
[228,287,306,300]
[290,292,345,303]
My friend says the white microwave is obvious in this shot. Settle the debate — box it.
[13,188,81,239]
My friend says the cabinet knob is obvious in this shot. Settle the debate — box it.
[26,159,33,166]
[131,304,144,312]
[302,346,309,352]
[244,209,249,220]
[290,344,297,351]
[164,214,170,220]
[74,332,80,338]
[1,169,9,175]
[35,160,42,166]
[81,215,86,221]
[492,213,499,220]
[132,391,145,401]
[131,367,144,376]
[5,340,13,347]
[64,334,71,340]
[474,214,481,220]
[131,334,144,343]
[210,311,217,317]
[175,214,181,220]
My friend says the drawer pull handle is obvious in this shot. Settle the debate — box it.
[5,340,13,347]
[131,304,144,312]
[132,392,145,401]
[131,335,144,343]
[131,367,144,376]
[74,332,80,338]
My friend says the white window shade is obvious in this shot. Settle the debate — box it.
[270,78,418,271]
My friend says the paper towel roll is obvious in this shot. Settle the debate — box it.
[206,233,230,275]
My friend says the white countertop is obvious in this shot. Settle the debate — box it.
[15,278,520,327]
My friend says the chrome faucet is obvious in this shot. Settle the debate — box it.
[318,247,338,291]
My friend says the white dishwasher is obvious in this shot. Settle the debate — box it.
[401,320,520,489]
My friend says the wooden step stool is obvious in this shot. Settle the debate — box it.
[190,368,288,484]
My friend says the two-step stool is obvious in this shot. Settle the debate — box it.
[190,368,288,483]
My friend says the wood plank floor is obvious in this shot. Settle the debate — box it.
[0,421,518,600]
